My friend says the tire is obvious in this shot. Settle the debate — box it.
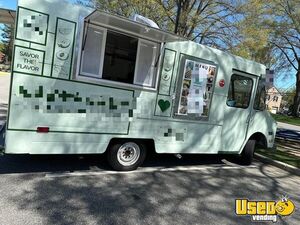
[240,139,256,165]
[107,140,147,171]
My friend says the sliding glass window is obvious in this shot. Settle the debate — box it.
[80,25,106,77]
[134,40,158,87]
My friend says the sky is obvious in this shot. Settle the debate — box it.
[0,0,17,43]
[0,0,17,10]
[0,0,296,89]
[275,70,296,91]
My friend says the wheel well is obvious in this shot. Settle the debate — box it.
[107,138,156,153]
[249,132,267,148]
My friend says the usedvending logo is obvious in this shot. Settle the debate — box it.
[235,196,295,222]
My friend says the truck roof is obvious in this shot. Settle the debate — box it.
[0,8,16,24]
[85,9,187,43]
[86,9,266,75]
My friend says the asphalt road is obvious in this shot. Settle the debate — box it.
[276,129,300,141]
[0,154,299,225]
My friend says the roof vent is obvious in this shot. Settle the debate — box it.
[133,14,159,29]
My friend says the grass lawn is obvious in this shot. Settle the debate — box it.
[256,148,300,168]
[271,114,300,126]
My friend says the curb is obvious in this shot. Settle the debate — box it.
[254,153,300,176]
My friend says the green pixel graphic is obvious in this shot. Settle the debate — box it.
[18,85,136,118]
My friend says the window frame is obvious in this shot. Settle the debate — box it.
[102,30,139,84]
[226,74,254,109]
[76,22,161,90]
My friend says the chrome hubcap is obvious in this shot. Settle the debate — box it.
[117,142,140,166]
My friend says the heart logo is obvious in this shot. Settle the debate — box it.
[158,99,171,112]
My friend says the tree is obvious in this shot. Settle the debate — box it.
[78,0,241,50]
[229,0,276,66]
[281,88,296,108]
[0,24,13,63]
[228,0,300,116]
[155,0,239,49]
[267,0,300,116]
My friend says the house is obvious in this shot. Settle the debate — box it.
[266,86,282,114]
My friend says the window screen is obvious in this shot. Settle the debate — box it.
[227,74,253,109]
[81,26,105,76]
[254,79,266,111]
[102,31,138,84]
[134,41,158,87]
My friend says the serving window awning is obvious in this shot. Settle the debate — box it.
[0,8,16,25]
[85,10,186,43]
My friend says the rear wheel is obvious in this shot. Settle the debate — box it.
[240,139,256,165]
[107,140,147,171]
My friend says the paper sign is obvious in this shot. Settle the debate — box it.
[178,59,216,116]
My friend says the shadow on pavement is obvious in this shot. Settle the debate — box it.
[2,153,299,225]
[0,153,230,174]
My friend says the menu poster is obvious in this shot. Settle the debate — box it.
[178,59,216,116]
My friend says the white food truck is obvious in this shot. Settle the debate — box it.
[4,0,277,170]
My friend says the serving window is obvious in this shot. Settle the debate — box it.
[80,23,159,88]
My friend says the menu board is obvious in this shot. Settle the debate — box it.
[178,59,216,116]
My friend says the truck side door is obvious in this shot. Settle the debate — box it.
[221,71,257,153]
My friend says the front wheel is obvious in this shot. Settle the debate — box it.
[239,139,256,165]
[107,140,147,171]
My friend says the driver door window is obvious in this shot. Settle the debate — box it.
[227,74,253,109]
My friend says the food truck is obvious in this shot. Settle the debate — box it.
[4,0,277,170]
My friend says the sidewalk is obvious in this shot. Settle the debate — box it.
[0,72,10,103]
[0,72,9,134]
[276,139,300,158]
[0,103,7,129]
[256,138,300,172]
[255,120,300,172]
